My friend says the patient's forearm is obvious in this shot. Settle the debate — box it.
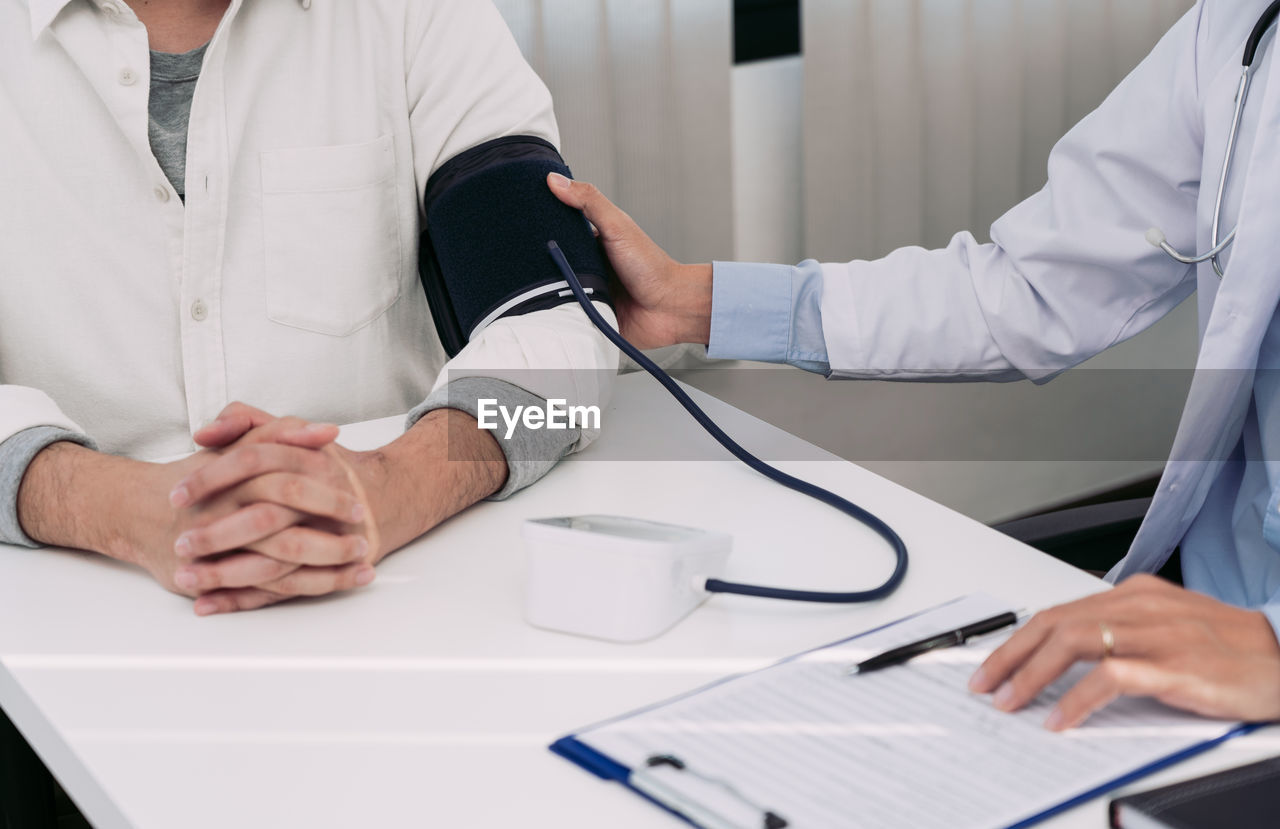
[19,409,507,568]
[0,427,95,547]
[358,408,507,558]
[409,376,583,501]
[17,442,153,560]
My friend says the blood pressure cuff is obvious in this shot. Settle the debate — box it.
[420,136,612,358]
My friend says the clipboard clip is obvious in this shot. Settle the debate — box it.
[646,755,789,829]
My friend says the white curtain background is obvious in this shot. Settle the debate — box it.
[491,0,735,265]
[801,0,1194,261]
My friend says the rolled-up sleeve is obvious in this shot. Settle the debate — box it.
[0,425,97,547]
[407,376,579,500]
[0,385,89,446]
[0,386,97,546]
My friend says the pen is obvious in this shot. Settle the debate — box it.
[845,610,1021,675]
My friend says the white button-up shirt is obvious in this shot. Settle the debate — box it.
[0,0,617,459]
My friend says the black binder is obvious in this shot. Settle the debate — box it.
[1110,755,1280,829]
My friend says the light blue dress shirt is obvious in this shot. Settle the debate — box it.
[1179,300,1280,637]
[708,261,1280,637]
[707,261,832,374]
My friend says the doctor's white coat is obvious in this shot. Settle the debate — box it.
[817,0,1280,580]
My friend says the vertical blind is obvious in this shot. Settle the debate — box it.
[491,0,735,265]
[801,0,1194,262]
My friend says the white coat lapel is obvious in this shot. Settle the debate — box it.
[1112,48,1280,580]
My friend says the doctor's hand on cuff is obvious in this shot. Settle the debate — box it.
[968,575,1280,730]
[547,172,713,350]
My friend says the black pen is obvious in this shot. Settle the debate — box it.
[845,610,1022,675]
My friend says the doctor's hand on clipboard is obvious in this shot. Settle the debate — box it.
[968,575,1280,730]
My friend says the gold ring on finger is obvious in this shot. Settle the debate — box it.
[1099,621,1116,660]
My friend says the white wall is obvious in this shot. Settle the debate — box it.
[731,56,804,266]
[698,38,1199,525]
[493,0,735,265]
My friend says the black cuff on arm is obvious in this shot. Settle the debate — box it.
[419,136,613,358]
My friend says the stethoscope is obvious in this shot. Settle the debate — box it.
[1148,1,1280,277]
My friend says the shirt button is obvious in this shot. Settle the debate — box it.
[190,300,209,322]
[154,186,171,203]
[118,67,138,86]
[102,2,121,16]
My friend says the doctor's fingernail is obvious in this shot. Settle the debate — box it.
[174,534,194,556]
[304,422,336,435]
[350,503,366,523]
[355,566,376,586]
[174,570,198,591]
[993,682,1017,710]
[169,486,191,508]
[1044,709,1067,731]
[967,668,988,692]
[548,172,571,190]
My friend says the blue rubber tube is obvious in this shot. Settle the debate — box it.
[548,241,907,603]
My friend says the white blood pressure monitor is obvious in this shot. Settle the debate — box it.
[522,515,731,643]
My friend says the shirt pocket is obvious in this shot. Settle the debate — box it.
[260,134,402,336]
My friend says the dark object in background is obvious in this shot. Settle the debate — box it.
[1110,755,1280,829]
[1,706,90,829]
[1,704,56,828]
[734,0,801,64]
[992,474,1183,584]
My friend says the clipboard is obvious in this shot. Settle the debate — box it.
[550,594,1254,829]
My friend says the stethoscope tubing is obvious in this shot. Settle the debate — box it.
[1153,1,1280,276]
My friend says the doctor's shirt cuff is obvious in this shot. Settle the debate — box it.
[707,261,830,373]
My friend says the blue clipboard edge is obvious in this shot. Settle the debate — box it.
[1007,721,1261,829]
[549,736,700,828]
[547,593,1255,829]
[552,724,1258,829]
[546,594,984,828]
[549,734,629,783]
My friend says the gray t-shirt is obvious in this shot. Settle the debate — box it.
[148,43,208,198]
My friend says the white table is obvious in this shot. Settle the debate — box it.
[1,375,1274,828]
